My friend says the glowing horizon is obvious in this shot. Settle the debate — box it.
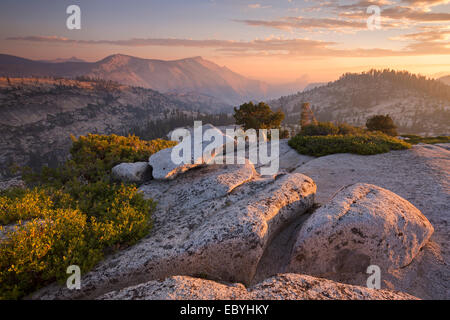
[0,0,449,83]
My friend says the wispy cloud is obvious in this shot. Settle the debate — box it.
[248,3,272,9]
[401,0,450,8]
[235,17,370,31]
[316,0,450,22]
[7,34,450,57]
[391,28,450,41]
[388,27,450,54]
[233,0,448,37]
[339,5,450,22]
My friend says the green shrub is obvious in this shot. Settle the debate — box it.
[89,184,155,247]
[300,122,364,137]
[69,134,177,182]
[337,123,365,135]
[401,135,450,145]
[366,115,398,136]
[23,134,177,187]
[0,188,53,225]
[0,134,173,299]
[0,207,95,299]
[300,122,339,136]
[288,132,411,157]
[0,183,155,299]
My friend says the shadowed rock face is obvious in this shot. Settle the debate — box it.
[288,183,434,286]
[98,274,417,300]
[32,160,316,300]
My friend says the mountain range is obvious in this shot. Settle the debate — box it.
[0,53,304,107]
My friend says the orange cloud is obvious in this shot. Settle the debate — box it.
[7,34,450,57]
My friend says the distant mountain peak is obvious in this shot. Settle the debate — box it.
[39,56,86,63]
[0,53,301,105]
[186,56,204,61]
[99,53,133,62]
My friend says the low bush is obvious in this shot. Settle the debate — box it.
[0,134,172,299]
[337,123,365,135]
[0,188,53,225]
[72,134,176,183]
[401,135,450,145]
[0,183,155,300]
[288,132,411,157]
[0,207,95,299]
[366,115,398,136]
[300,122,364,137]
[300,122,339,136]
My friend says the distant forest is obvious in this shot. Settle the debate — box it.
[127,111,235,140]
[272,69,450,135]
[337,69,450,101]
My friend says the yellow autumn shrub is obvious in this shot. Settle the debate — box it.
[0,134,170,299]
[0,184,155,299]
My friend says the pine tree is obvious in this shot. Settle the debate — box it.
[366,115,398,136]
[233,102,285,130]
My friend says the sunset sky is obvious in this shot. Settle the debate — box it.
[0,0,449,83]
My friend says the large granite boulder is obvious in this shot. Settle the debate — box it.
[98,273,417,300]
[152,125,313,180]
[288,183,434,287]
[149,123,235,180]
[293,144,449,299]
[111,162,152,184]
[33,161,316,299]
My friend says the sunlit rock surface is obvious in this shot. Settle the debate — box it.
[294,144,450,299]
[149,124,235,180]
[288,183,433,287]
[98,274,417,300]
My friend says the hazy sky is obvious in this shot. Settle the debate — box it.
[0,0,449,83]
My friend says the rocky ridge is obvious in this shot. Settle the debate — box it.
[30,125,448,300]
